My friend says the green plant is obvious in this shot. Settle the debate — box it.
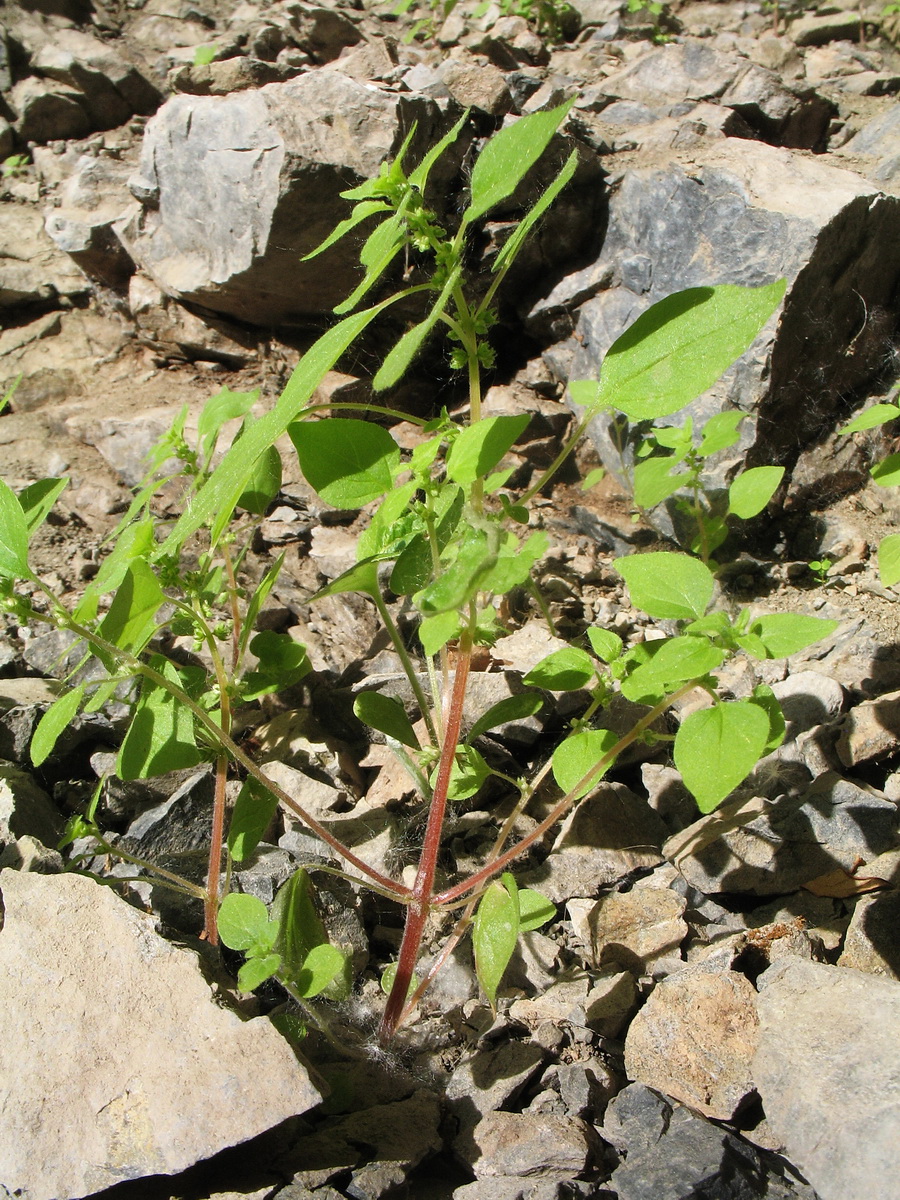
[193,44,218,66]
[623,410,785,564]
[840,392,900,585]
[2,154,30,180]
[0,105,838,1044]
[808,557,833,584]
[392,0,576,44]
[626,0,671,42]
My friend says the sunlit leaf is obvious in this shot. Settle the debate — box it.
[674,700,770,813]
[727,465,784,519]
[289,418,400,508]
[552,728,619,798]
[615,552,714,620]
[473,876,519,1008]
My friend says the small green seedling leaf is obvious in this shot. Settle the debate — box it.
[30,684,85,767]
[750,683,786,754]
[295,943,347,999]
[465,99,574,225]
[445,414,530,486]
[871,453,900,488]
[273,868,330,980]
[193,44,217,65]
[418,610,462,657]
[727,465,784,519]
[354,691,420,748]
[552,728,619,798]
[197,386,259,466]
[584,280,786,420]
[620,635,724,704]
[674,700,770,813]
[697,410,743,457]
[238,954,282,993]
[615,552,714,620]
[466,692,542,742]
[380,961,419,999]
[237,442,282,515]
[218,892,274,952]
[517,889,555,932]
[747,613,839,659]
[228,776,279,863]
[581,467,606,491]
[289,418,400,509]
[523,646,596,691]
[586,627,623,662]
[433,745,491,801]
[841,403,900,434]
[18,478,68,537]
[879,533,900,587]
[632,455,687,509]
[0,479,33,580]
[473,876,520,1009]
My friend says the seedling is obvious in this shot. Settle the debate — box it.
[808,558,833,584]
[840,392,900,585]
[2,154,30,180]
[0,106,838,1044]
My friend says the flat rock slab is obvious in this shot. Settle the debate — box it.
[754,957,900,1200]
[0,869,323,1200]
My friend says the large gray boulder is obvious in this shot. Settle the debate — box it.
[534,139,900,538]
[117,72,455,326]
[0,869,323,1200]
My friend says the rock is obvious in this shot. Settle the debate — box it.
[838,103,900,184]
[835,687,900,765]
[32,27,161,129]
[541,141,900,541]
[9,76,92,143]
[573,885,688,972]
[169,56,289,95]
[789,10,865,46]
[665,772,900,896]
[623,968,758,1119]
[597,42,741,106]
[603,1083,819,1200]
[446,1039,547,1126]
[771,669,845,732]
[118,73,451,326]
[532,783,668,903]
[0,203,88,310]
[0,869,322,1200]
[454,1111,599,1180]
[0,761,62,850]
[439,55,513,115]
[837,888,900,978]
[753,957,900,1200]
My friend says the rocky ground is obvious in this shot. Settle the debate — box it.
[2,0,900,1197]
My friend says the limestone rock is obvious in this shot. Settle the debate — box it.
[118,73,451,326]
[838,889,900,978]
[0,761,62,849]
[754,957,900,1200]
[455,1111,599,1180]
[573,885,687,972]
[446,1039,547,1126]
[9,76,92,143]
[32,27,161,129]
[0,203,88,310]
[665,772,900,896]
[624,968,758,1119]
[0,870,323,1200]
[835,688,900,766]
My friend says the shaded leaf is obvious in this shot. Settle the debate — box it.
[523,646,596,691]
[228,776,279,863]
[466,692,542,742]
[354,691,420,748]
[473,877,519,1008]
[552,728,619,798]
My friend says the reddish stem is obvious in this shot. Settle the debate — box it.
[203,752,228,944]
[379,632,473,1041]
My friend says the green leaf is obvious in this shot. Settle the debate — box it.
[492,149,578,276]
[295,943,347,999]
[518,889,555,932]
[552,728,619,798]
[197,386,259,466]
[273,868,330,980]
[418,610,461,657]
[473,877,520,1008]
[523,646,596,691]
[586,627,622,662]
[117,656,203,780]
[632,455,687,509]
[620,635,724,703]
[697,410,743,458]
[446,414,530,486]
[356,481,418,560]
[380,961,419,999]
[465,99,574,225]
[480,529,548,597]
[237,442,282,515]
[750,683,786,754]
[301,199,392,263]
[18,477,68,537]
[433,744,491,801]
[391,486,464,595]
[237,954,282,993]
[417,526,494,615]
[158,298,401,555]
[289,418,400,509]
[589,280,787,420]
[218,892,272,951]
[466,692,542,742]
[581,467,606,491]
[674,700,770,813]
[747,613,839,659]
[310,558,381,601]
[239,552,286,662]
[408,109,469,189]
[727,465,784,519]
[97,559,165,662]
[841,403,900,434]
[871,453,900,488]
[0,479,32,579]
[31,684,85,767]
[80,518,155,615]
[878,533,900,587]
[333,213,406,315]
[354,691,420,748]
[373,265,462,391]
[615,552,714,620]
[227,777,279,863]
[241,631,311,700]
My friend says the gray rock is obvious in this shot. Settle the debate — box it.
[835,687,900,766]
[623,968,758,1119]
[771,670,845,733]
[598,42,741,106]
[455,1111,599,1180]
[0,870,322,1200]
[9,76,91,143]
[603,1083,819,1200]
[539,141,900,542]
[837,888,900,978]
[118,73,451,326]
[839,103,900,181]
[665,772,900,896]
[0,203,88,310]
[45,149,139,289]
[32,27,161,129]
[789,10,865,46]
[0,761,62,850]
[571,886,688,972]
[446,1039,547,1126]
[754,957,900,1200]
